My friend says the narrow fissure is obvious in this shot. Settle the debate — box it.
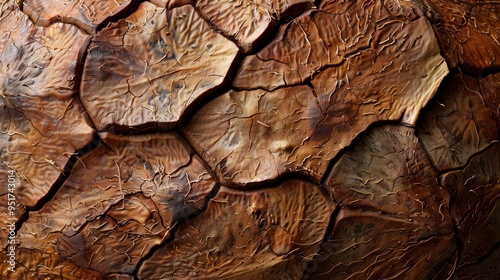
[300,204,341,280]
[133,182,221,279]
[15,132,101,232]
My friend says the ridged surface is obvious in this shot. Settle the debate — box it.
[0,0,499,278]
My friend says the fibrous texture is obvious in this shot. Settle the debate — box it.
[0,0,499,279]
[17,132,216,275]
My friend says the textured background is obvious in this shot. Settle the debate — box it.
[0,0,499,279]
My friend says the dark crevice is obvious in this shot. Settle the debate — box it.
[445,64,500,79]
[300,204,341,280]
[194,2,316,56]
[175,130,223,188]
[452,61,500,79]
[435,141,499,179]
[321,204,340,243]
[472,67,500,79]
[133,182,221,279]
[175,50,246,129]
[74,35,98,131]
[460,242,500,268]
[94,0,145,33]
[97,121,175,135]
[319,118,406,186]
[318,140,347,187]
[19,0,145,35]
[15,132,102,232]
[447,63,500,81]
[448,222,465,279]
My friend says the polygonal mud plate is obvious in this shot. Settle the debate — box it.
[17,132,217,275]
[0,5,95,210]
[81,2,240,132]
[138,181,334,279]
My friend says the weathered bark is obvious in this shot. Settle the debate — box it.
[0,0,499,279]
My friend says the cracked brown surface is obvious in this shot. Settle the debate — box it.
[81,2,240,132]
[0,0,94,238]
[309,125,456,279]
[22,0,135,34]
[418,73,500,171]
[17,132,216,276]
[139,181,333,279]
[1,0,499,278]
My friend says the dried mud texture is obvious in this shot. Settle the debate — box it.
[0,6,94,209]
[418,73,500,171]
[12,247,104,279]
[440,144,500,279]
[22,0,134,34]
[307,125,456,279]
[195,0,314,53]
[416,0,500,75]
[16,132,216,276]
[0,0,499,279]
[183,85,325,185]
[185,17,448,186]
[81,2,239,132]
[233,0,427,91]
[10,132,213,278]
[138,181,334,279]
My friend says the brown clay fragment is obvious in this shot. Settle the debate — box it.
[307,125,456,279]
[16,132,216,274]
[195,0,314,53]
[138,180,334,279]
[185,17,448,186]
[440,144,500,278]
[80,2,240,133]
[183,85,328,185]
[0,6,94,210]
[22,0,134,34]
[413,0,500,74]
[418,73,500,171]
